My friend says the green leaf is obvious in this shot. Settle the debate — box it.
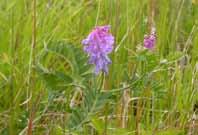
[91,117,105,134]
[36,65,73,91]
[166,52,184,62]
[68,87,113,131]
[36,41,93,91]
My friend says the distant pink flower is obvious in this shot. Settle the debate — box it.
[82,25,114,74]
[144,27,156,49]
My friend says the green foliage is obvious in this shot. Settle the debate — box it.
[36,41,93,91]
[0,0,197,135]
[68,82,113,131]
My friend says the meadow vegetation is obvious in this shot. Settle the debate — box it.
[0,0,198,134]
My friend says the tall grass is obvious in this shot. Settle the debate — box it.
[0,0,198,135]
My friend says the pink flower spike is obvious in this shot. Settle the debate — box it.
[82,25,114,75]
[144,27,156,50]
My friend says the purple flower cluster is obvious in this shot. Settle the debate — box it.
[144,27,156,49]
[82,25,114,75]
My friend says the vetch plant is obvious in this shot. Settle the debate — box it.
[82,25,114,75]
[1,1,197,134]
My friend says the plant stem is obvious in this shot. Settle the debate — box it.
[148,0,155,31]
[27,0,36,134]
